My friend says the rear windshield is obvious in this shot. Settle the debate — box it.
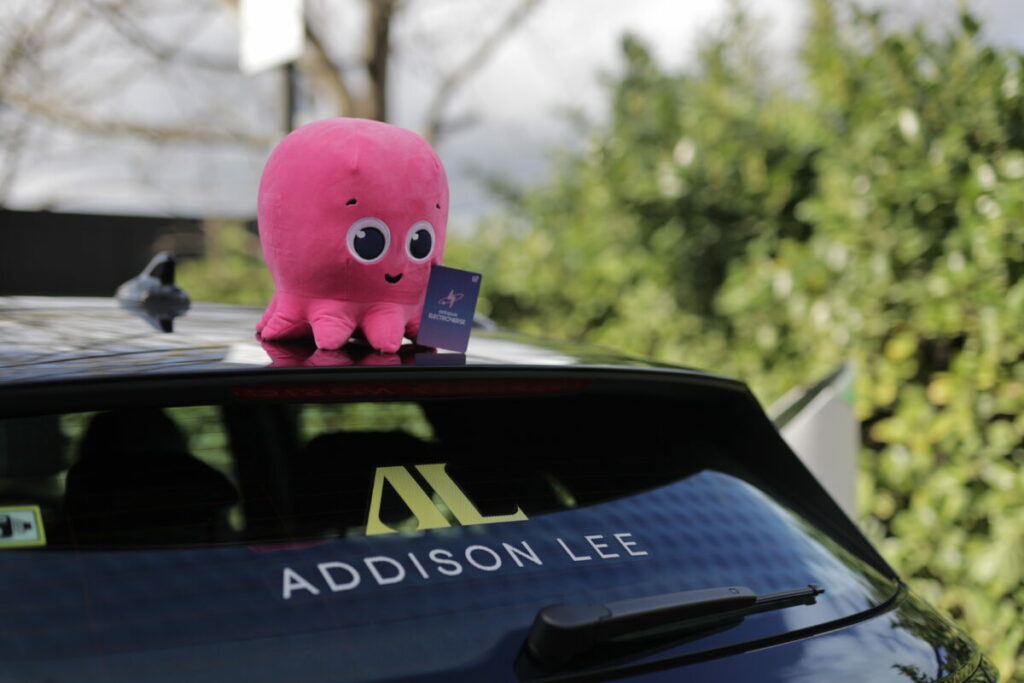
[0,394,896,680]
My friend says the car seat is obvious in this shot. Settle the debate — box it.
[63,409,238,546]
[0,414,68,536]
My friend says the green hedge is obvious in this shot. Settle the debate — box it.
[177,221,273,306]
[449,2,1024,678]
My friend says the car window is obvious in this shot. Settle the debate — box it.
[0,394,897,680]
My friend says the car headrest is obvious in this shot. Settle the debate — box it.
[64,409,237,544]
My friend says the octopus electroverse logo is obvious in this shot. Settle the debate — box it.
[438,289,464,309]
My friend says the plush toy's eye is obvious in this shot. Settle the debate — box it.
[346,217,390,263]
[405,221,435,261]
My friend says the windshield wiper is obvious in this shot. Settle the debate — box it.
[527,584,824,665]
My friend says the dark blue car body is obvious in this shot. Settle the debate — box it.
[0,297,997,682]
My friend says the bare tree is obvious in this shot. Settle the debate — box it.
[296,0,543,136]
[0,0,544,209]
[420,0,541,143]
[0,0,543,143]
[1,1,272,147]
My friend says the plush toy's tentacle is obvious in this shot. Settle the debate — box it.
[361,304,407,353]
[404,315,421,342]
[309,301,358,350]
[259,294,311,340]
[256,293,278,334]
[260,313,310,340]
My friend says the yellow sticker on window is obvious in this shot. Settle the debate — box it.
[0,506,46,548]
[365,463,527,536]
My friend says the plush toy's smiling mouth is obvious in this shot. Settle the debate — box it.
[384,273,403,284]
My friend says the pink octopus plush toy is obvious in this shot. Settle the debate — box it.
[256,118,448,353]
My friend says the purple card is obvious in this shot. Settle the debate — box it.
[416,265,482,352]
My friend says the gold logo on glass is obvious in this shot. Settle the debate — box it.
[365,463,527,536]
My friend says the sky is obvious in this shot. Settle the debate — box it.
[1,0,1021,226]
[400,0,804,226]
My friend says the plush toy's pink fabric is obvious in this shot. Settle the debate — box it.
[256,118,448,352]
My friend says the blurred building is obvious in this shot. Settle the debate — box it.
[0,210,205,296]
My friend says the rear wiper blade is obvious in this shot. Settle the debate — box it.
[527,584,824,665]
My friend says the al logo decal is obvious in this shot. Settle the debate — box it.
[365,463,527,536]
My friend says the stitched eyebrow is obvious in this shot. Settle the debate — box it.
[346,198,358,206]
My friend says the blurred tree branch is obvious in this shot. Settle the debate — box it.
[83,0,238,72]
[0,0,543,207]
[422,0,542,144]
[3,90,274,146]
[302,20,356,116]
[363,0,398,121]
[219,0,542,136]
[2,0,543,141]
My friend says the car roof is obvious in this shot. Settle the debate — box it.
[0,296,724,387]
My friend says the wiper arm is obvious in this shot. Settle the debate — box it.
[527,584,824,665]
